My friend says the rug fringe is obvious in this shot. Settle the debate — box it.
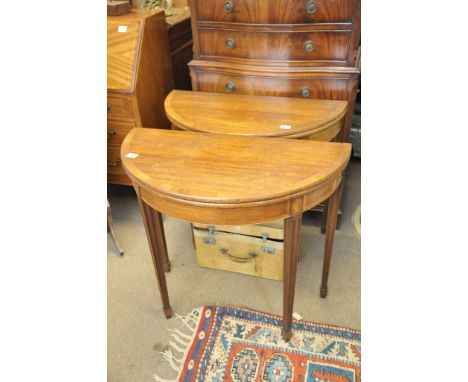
[153,307,203,382]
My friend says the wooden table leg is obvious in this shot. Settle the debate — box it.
[320,182,343,298]
[282,213,302,341]
[137,195,173,318]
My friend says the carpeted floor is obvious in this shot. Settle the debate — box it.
[107,159,360,382]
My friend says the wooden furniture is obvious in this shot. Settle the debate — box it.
[187,0,360,141]
[107,9,193,185]
[166,7,193,90]
[187,0,360,228]
[107,9,174,185]
[108,200,124,256]
[165,89,347,280]
[166,89,347,140]
[121,128,351,339]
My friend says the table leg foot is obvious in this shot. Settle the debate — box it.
[163,306,173,318]
[320,287,328,298]
[283,213,302,344]
[136,190,172,318]
[281,328,293,341]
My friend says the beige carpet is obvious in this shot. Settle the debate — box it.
[107,159,360,382]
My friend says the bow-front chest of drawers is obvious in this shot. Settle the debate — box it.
[188,0,360,142]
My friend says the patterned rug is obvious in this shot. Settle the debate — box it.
[154,305,361,382]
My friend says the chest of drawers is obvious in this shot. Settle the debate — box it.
[188,0,360,142]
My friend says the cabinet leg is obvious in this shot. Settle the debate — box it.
[282,214,302,341]
[137,196,173,318]
[320,182,342,298]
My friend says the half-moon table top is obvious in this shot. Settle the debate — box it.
[164,90,348,140]
[122,128,351,224]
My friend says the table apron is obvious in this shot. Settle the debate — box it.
[134,173,342,225]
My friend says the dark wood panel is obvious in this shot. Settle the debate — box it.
[198,29,351,64]
[171,41,194,90]
[193,70,350,100]
[193,0,356,24]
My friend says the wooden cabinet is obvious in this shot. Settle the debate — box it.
[107,10,173,185]
[188,0,360,142]
[193,0,356,24]
[107,9,193,185]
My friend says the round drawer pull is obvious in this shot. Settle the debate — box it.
[107,129,116,141]
[107,158,121,168]
[306,0,318,14]
[225,81,235,93]
[224,0,234,12]
[225,38,236,49]
[301,87,311,98]
[304,40,315,53]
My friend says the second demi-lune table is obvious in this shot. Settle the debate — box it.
[121,128,351,340]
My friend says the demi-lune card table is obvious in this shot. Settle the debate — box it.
[121,128,351,340]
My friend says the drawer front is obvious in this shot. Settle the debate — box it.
[107,144,125,174]
[194,70,350,100]
[198,29,351,63]
[194,0,356,24]
[107,95,135,120]
[194,228,284,280]
[107,120,135,145]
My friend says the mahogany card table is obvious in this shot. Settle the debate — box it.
[121,128,351,340]
[165,90,348,141]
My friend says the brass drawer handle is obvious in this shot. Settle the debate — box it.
[306,0,318,14]
[301,87,311,98]
[224,0,234,13]
[225,38,236,49]
[304,40,315,53]
[107,103,111,112]
[107,129,116,140]
[107,158,121,167]
[220,247,256,263]
[225,81,235,93]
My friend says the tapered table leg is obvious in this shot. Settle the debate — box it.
[151,208,171,273]
[282,213,302,341]
[320,182,343,298]
[137,195,173,318]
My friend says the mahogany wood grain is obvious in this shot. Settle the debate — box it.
[121,128,351,339]
[165,90,347,140]
[107,19,141,92]
[121,129,351,217]
[197,28,352,65]
[189,61,359,142]
[192,70,350,100]
[193,0,356,24]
